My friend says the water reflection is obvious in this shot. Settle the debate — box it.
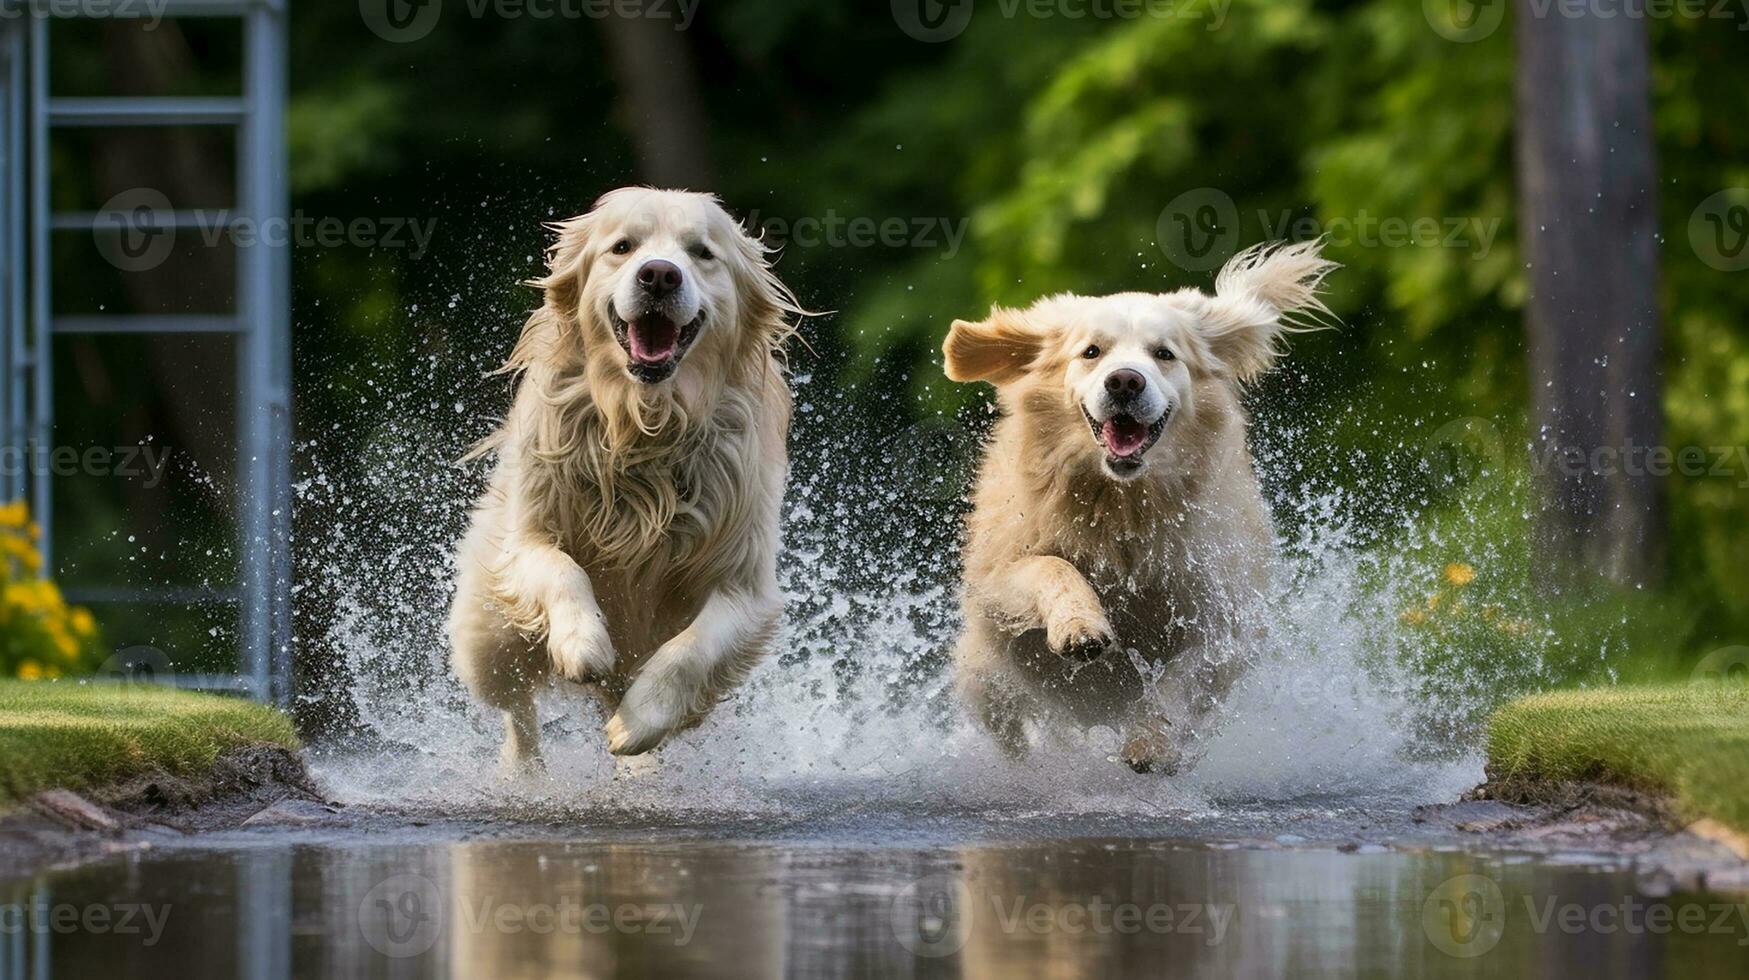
[3,839,1745,978]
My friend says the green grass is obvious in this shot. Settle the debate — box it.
[1487,682,1749,833]
[0,681,299,808]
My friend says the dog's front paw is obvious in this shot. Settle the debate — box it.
[1119,729,1182,775]
[605,670,689,756]
[546,602,616,684]
[1045,613,1116,663]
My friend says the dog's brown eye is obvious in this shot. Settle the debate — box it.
[610,239,634,255]
[1155,347,1176,361]
[691,244,715,261]
[1082,345,1101,359]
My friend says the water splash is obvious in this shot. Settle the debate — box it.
[298,360,1513,825]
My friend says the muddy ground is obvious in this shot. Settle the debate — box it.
[2,745,1746,896]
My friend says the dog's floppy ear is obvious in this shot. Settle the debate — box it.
[1198,240,1337,381]
[534,211,596,316]
[943,307,1042,385]
[498,211,598,374]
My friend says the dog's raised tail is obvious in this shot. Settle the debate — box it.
[1214,239,1339,331]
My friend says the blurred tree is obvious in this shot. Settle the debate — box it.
[1514,1,1666,587]
[599,17,715,188]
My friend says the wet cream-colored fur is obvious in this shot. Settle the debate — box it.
[448,188,802,768]
[943,242,1336,773]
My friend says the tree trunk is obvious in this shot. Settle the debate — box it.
[1513,1,1666,587]
[598,17,715,190]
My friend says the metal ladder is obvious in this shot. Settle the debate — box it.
[0,0,291,704]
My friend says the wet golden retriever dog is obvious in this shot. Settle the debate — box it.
[943,242,1336,774]
[448,188,802,770]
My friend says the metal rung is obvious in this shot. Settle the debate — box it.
[53,209,240,231]
[47,97,246,126]
[54,315,241,334]
[65,585,241,605]
[13,0,274,15]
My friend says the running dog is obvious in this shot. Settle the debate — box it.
[449,188,802,769]
[943,242,1336,773]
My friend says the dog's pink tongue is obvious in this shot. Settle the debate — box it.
[1101,417,1149,457]
[628,316,679,363]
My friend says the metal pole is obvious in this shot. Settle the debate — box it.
[0,24,12,504]
[27,14,49,568]
[241,0,291,704]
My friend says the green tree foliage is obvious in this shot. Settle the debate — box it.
[277,2,1748,653]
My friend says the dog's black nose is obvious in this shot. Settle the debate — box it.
[1105,368,1146,398]
[636,259,684,296]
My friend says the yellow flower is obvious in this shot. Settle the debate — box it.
[16,660,42,681]
[69,608,97,638]
[1400,607,1429,627]
[1443,563,1477,587]
[0,500,26,528]
[51,630,77,661]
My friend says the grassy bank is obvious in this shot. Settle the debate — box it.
[1487,683,1749,834]
[0,681,299,808]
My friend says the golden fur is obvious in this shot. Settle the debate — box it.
[448,188,803,767]
[944,242,1336,773]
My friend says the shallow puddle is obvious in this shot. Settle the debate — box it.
[4,817,1746,979]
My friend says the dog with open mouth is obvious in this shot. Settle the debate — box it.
[942,241,1337,773]
[448,188,804,770]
